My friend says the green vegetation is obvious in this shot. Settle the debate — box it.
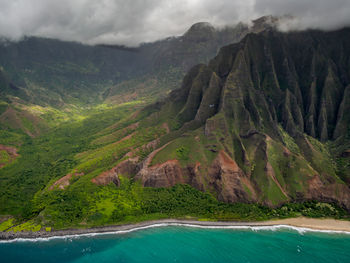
[9,220,41,233]
[0,150,9,164]
[151,130,217,167]
[0,218,15,231]
[75,126,165,175]
[175,146,190,161]
[278,125,300,154]
[0,130,24,146]
[0,101,146,216]
[5,181,349,232]
[0,101,8,115]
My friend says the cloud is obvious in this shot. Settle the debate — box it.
[0,0,349,46]
[254,0,350,31]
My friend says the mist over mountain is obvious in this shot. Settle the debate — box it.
[0,0,350,46]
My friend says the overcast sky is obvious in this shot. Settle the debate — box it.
[0,0,350,46]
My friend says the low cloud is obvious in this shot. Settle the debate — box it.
[255,0,350,31]
[0,0,349,46]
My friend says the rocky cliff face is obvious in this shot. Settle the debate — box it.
[198,28,349,142]
[132,28,350,209]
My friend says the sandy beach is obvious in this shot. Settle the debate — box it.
[1,217,350,241]
[260,217,350,232]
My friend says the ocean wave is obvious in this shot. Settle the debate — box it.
[1,222,350,243]
[0,223,170,244]
[173,223,350,235]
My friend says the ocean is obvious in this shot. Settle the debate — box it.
[1,224,350,263]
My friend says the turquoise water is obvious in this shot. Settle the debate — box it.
[1,225,350,263]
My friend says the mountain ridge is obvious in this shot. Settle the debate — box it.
[126,27,350,209]
[1,22,350,231]
[0,17,278,107]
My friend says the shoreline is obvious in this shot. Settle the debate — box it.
[1,217,350,242]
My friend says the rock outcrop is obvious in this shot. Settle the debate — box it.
[307,175,350,210]
[91,169,120,186]
[91,159,139,186]
[208,151,256,203]
[49,172,84,190]
[136,160,186,187]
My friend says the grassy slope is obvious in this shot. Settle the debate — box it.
[0,101,146,215]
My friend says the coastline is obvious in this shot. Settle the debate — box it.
[1,217,350,241]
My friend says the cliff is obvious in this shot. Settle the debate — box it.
[131,28,350,209]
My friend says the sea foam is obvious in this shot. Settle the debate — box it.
[1,222,349,243]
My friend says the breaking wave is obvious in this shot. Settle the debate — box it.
[1,222,350,243]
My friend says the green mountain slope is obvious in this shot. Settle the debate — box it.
[0,19,267,142]
[136,28,350,208]
[0,21,253,159]
[1,25,350,232]
[0,18,277,154]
